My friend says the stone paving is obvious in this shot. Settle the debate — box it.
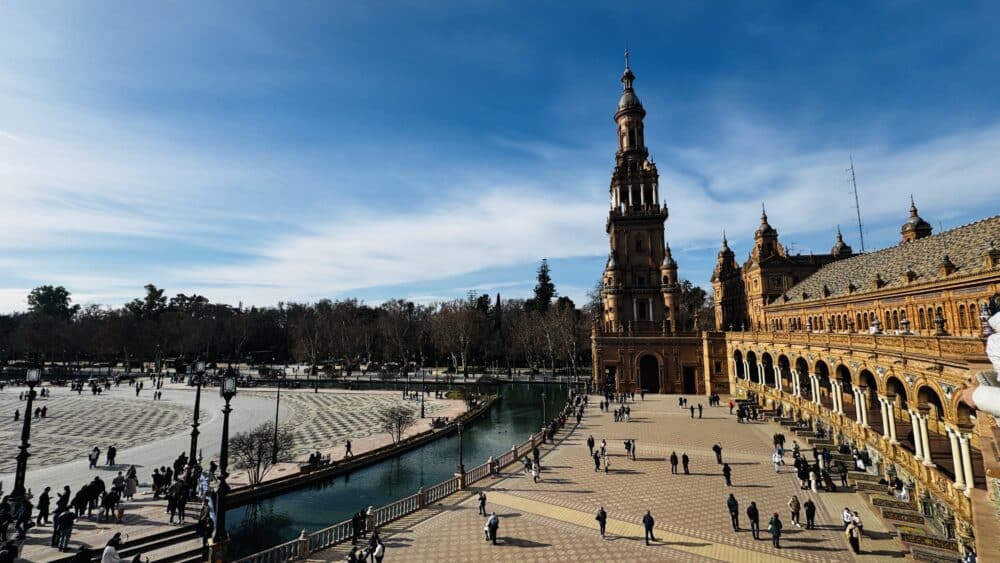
[314,394,908,562]
[243,391,448,460]
[0,389,196,473]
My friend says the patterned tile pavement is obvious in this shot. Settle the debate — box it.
[0,391,196,473]
[314,394,908,562]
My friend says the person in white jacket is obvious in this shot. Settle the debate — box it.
[961,299,1000,417]
[101,533,127,563]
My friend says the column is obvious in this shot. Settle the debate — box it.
[919,414,934,466]
[886,400,898,443]
[853,389,863,423]
[810,374,820,405]
[908,411,923,459]
[628,185,634,205]
[859,390,869,427]
[947,428,966,490]
[639,183,645,205]
[757,363,764,385]
[831,381,842,413]
[878,396,891,438]
[773,366,782,391]
[792,370,800,397]
[633,300,638,322]
[959,432,975,495]
[743,361,750,381]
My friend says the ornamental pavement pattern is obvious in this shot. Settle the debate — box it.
[0,391,196,473]
[244,391,448,459]
[316,395,906,562]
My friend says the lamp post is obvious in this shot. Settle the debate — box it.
[456,422,465,474]
[272,365,283,464]
[420,388,425,418]
[11,368,41,502]
[541,390,547,423]
[189,359,206,471]
[210,370,237,563]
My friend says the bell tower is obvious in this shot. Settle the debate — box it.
[601,52,679,334]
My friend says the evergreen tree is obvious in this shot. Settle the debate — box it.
[528,259,557,313]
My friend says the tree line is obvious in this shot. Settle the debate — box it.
[0,260,712,375]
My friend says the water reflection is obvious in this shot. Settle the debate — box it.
[227,383,569,558]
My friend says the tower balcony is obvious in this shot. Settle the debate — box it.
[606,203,669,229]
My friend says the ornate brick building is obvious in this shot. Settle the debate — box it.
[722,204,1000,557]
[590,55,728,395]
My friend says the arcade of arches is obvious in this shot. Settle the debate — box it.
[727,330,994,551]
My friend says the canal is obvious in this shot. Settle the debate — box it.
[226,383,570,558]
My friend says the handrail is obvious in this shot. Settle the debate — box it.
[425,477,458,504]
[232,539,300,563]
[463,461,491,485]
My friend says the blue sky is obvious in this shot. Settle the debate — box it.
[1,2,999,311]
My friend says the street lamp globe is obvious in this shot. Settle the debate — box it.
[221,373,238,398]
[25,369,41,383]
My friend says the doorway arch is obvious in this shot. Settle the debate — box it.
[638,355,660,393]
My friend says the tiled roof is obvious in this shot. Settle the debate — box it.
[778,215,1000,305]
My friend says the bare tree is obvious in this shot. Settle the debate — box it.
[230,421,296,486]
[379,405,417,444]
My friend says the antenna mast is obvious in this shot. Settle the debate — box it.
[847,155,866,252]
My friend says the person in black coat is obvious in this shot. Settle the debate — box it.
[669,451,678,474]
[36,487,51,525]
[726,494,739,531]
[681,452,690,474]
[803,499,817,530]
[723,463,733,486]
[746,501,760,540]
[595,506,607,537]
[642,510,656,545]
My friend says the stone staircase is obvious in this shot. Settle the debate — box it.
[759,406,964,562]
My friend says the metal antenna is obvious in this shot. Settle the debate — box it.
[847,154,866,252]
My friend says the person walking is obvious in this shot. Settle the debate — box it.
[847,520,862,553]
[712,443,723,464]
[372,539,385,563]
[788,495,801,527]
[698,404,703,418]
[595,506,607,538]
[727,494,740,531]
[36,487,51,525]
[767,513,783,548]
[723,463,733,487]
[478,491,487,516]
[689,405,695,418]
[747,501,760,540]
[681,452,690,474]
[486,512,499,545]
[842,507,853,530]
[772,450,783,473]
[642,510,656,545]
[345,440,353,458]
[669,451,678,474]
[592,451,601,472]
[88,447,100,469]
[838,461,849,488]
[602,453,610,474]
[587,435,595,456]
[54,509,76,552]
[804,499,817,530]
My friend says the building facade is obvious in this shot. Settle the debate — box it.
[590,57,728,396]
[721,206,1000,556]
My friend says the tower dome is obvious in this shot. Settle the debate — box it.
[831,226,853,258]
[901,196,932,243]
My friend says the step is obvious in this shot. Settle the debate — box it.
[880,506,926,526]
[118,530,200,558]
[855,480,886,493]
[870,494,919,512]
[849,471,882,483]
[909,544,963,563]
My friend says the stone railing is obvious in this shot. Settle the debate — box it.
[727,331,984,364]
[235,425,556,562]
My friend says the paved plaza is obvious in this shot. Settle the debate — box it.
[0,383,461,561]
[318,394,907,562]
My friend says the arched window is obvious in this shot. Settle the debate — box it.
[969,303,979,328]
[885,311,892,328]
[918,309,926,330]
[856,313,862,328]
[891,310,899,330]
[959,305,967,329]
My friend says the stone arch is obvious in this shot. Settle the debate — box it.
[886,375,909,409]
[637,354,661,394]
[836,364,855,419]
[916,383,948,420]
[814,360,832,410]
[761,352,775,387]
[777,355,791,392]
[746,351,759,384]
[858,369,878,394]
[733,349,744,379]
[795,356,811,400]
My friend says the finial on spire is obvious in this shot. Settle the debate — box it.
[625,47,630,70]
[723,229,727,244]
[761,202,768,222]
[836,224,843,238]
[909,194,917,214]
